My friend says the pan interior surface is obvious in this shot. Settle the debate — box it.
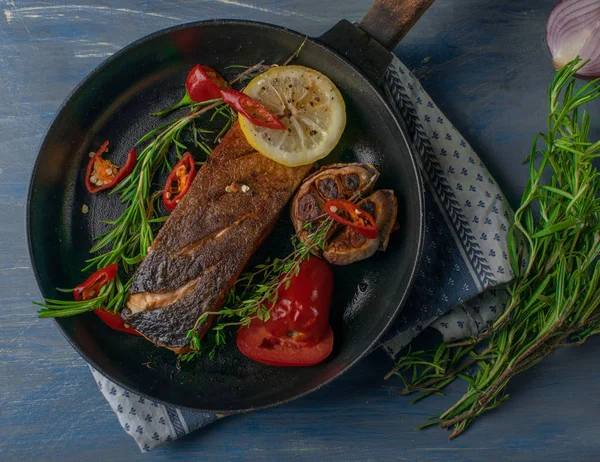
[28,21,423,412]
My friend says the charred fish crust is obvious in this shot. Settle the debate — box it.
[174,213,257,258]
[207,164,274,201]
[126,266,219,314]
[124,122,313,352]
[122,298,208,349]
[209,123,256,163]
[123,264,228,348]
[129,250,209,294]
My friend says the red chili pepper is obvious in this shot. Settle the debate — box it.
[162,152,197,211]
[220,89,286,130]
[85,141,136,193]
[325,199,378,239]
[73,264,141,336]
[73,264,118,301]
[186,65,229,103]
[94,309,142,336]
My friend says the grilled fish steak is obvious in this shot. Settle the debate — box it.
[121,123,312,352]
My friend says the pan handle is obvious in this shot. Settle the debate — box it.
[318,0,435,84]
[359,0,435,51]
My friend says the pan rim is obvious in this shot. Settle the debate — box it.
[26,18,424,414]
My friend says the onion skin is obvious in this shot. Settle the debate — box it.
[547,0,600,79]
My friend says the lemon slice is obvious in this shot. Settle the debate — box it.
[239,65,346,167]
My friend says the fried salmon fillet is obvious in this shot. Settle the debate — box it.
[121,123,312,352]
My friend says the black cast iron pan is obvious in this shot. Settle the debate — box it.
[28,0,429,412]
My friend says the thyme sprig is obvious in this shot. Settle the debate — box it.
[388,58,600,438]
[208,220,331,328]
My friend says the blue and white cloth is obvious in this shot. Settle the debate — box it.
[91,56,515,451]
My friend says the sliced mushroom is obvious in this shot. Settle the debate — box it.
[290,163,380,242]
[323,190,398,265]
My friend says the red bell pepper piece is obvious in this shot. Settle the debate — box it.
[85,141,136,193]
[162,152,197,211]
[186,65,229,103]
[220,89,286,130]
[237,321,334,367]
[325,199,378,239]
[236,257,334,367]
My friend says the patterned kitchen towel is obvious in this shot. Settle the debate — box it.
[380,57,515,355]
[90,55,515,452]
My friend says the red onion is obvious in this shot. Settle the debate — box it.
[547,0,600,78]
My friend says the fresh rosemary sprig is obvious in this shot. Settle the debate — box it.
[36,100,228,317]
[35,268,132,317]
[90,100,223,271]
[36,40,309,321]
[387,58,600,439]
[180,219,332,362]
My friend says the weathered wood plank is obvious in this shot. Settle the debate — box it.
[1,0,599,460]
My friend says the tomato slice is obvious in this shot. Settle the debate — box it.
[94,309,142,336]
[186,65,229,103]
[162,152,197,211]
[237,319,334,367]
[220,89,286,130]
[325,198,378,239]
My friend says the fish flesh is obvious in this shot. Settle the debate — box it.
[121,123,312,352]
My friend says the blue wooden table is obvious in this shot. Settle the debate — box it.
[2,0,600,459]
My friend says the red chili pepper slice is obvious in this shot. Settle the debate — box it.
[85,141,137,193]
[162,152,197,211]
[325,199,378,239]
[186,65,229,103]
[94,309,142,336]
[73,264,118,301]
[220,89,286,130]
[73,264,141,336]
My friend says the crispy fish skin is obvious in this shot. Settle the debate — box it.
[121,123,312,352]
